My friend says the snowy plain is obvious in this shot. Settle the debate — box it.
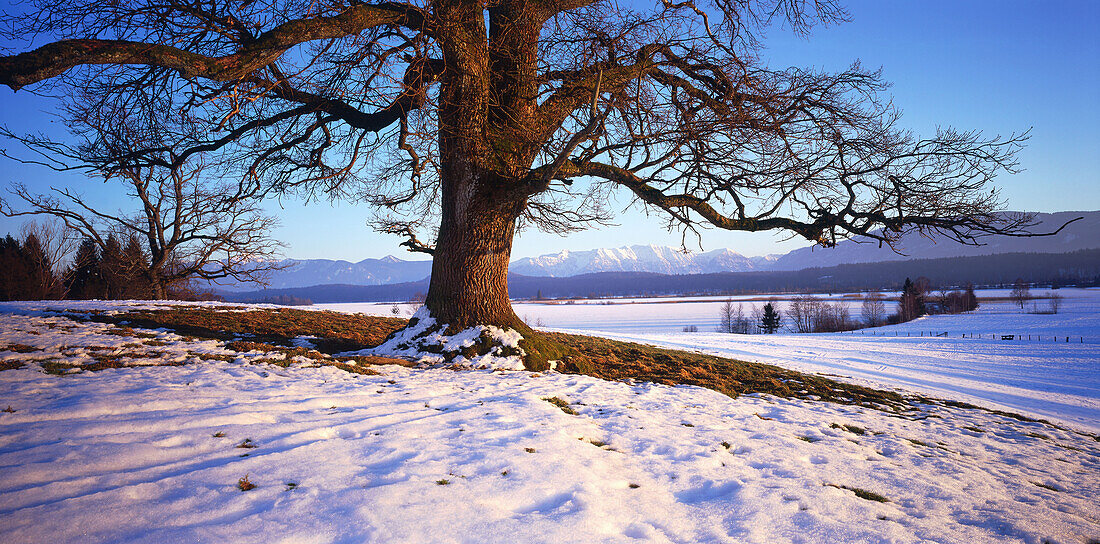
[326,288,1100,432]
[0,299,1098,543]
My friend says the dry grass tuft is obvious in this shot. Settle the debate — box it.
[825,483,889,502]
[2,344,39,353]
[237,475,256,491]
[542,396,578,415]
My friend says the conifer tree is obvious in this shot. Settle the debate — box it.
[964,282,979,312]
[0,234,28,301]
[67,238,103,300]
[121,235,152,299]
[760,302,782,334]
[99,234,126,299]
[21,233,59,300]
[898,277,927,322]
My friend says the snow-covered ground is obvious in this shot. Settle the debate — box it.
[1,304,1098,543]
[322,289,1100,432]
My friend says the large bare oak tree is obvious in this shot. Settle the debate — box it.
[0,0,1058,365]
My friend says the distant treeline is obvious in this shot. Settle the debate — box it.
[224,248,1100,303]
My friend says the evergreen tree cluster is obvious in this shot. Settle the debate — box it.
[1,230,159,301]
[67,235,155,300]
[0,233,62,301]
[895,277,978,323]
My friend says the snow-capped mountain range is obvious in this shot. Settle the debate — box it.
[509,246,778,277]
[241,255,434,291]
[221,210,1097,290]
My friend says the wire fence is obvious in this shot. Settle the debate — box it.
[845,330,1087,343]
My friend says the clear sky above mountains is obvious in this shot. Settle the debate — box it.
[1,0,1096,261]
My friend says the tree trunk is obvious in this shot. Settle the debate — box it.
[148,272,166,300]
[425,175,525,331]
[414,3,573,370]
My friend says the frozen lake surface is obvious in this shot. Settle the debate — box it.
[321,288,1100,432]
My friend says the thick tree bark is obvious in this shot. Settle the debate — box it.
[150,277,166,300]
[423,173,573,371]
[425,183,524,330]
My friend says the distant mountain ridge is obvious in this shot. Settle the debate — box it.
[235,256,433,291]
[508,245,777,277]
[767,211,1098,271]
[217,210,1098,291]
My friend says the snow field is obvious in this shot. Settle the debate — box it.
[0,306,1098,543]
[2,361,1099,542]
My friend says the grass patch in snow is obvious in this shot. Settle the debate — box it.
[542,396,578,415]
[89,307,406,354]
[831,423,867,435]
[2,343,39,353]
[84,307,908,410]
[825,483,890,503]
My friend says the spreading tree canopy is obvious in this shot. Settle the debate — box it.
[0,0,1063,365]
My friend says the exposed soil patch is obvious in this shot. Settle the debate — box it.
[546,332,906,410]
[89,308,407,353]
[1,344,40,353]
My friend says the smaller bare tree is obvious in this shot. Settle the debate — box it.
[718,299,736,334]
[4,173,282,298]
[717,299,753,334]
[1010,278,1031,310]
[1,121,284,299]
[861,292,887,327]
[1047,292,1063,314]
[788,295,823,333]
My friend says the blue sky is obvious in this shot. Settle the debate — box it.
[1,0,1097,261]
